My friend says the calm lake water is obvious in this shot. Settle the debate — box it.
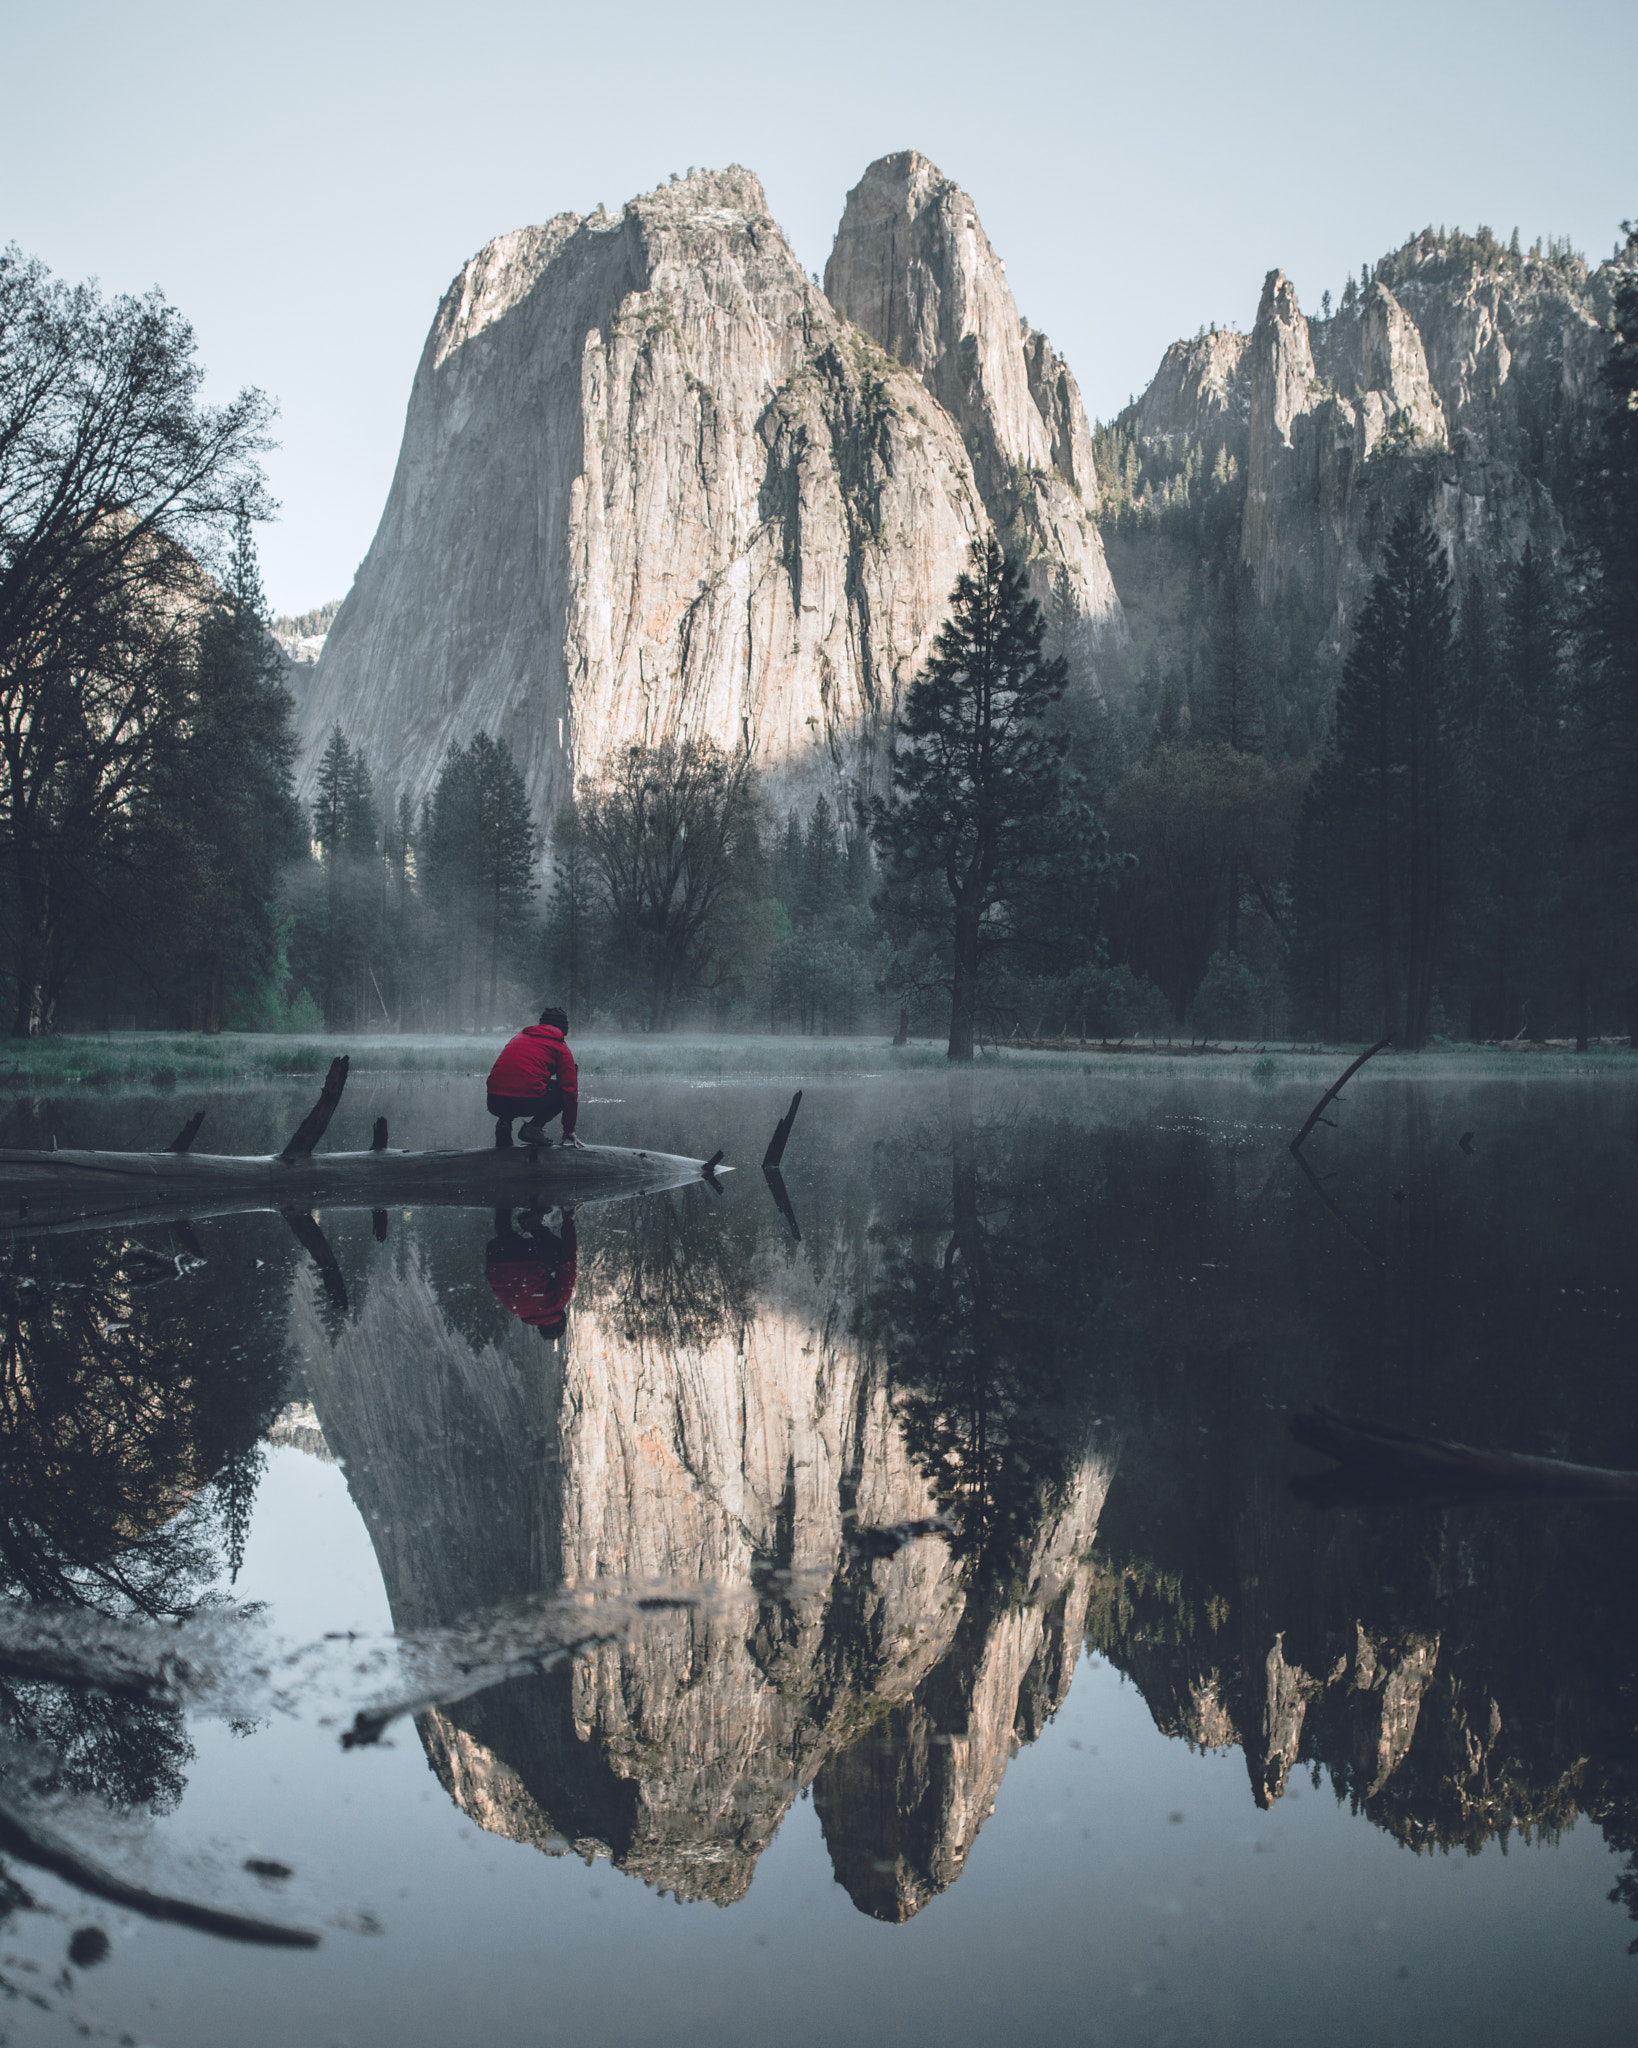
[3,1063,1638,2045]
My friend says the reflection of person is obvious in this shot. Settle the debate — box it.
[485,1206,578,1339]
[486,1006,581,1149]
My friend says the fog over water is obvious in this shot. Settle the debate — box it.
[2,1065,1636,2045]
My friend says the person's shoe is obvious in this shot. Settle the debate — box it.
[517,1118,547,1144]
[494,1122,514,1148]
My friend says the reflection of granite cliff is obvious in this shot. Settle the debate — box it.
[292,1212,1113,1908]
[813,1453,1110,1921]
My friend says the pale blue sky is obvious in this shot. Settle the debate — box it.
[5,0,1630,615]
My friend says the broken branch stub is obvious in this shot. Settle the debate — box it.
[166,1110,206,1155]
[763,1091,802,1170]
[281,1056,350,1161]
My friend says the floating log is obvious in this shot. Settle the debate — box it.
[1290,1407,1638,1504]
[0,1792,319,1948]
[0,1051,726,1237]
[0,1141,723,1239]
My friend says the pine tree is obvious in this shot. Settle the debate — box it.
[423,733,538,1027]
[1294,510,1456,1046]
[1571,224,1638,1041]
[309,726,381,1028]
[132,508,304,1031]
[868,535,1104,1060]
[1458,548,1565,1037]
[542,801,598,1021]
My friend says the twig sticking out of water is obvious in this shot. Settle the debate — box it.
[1290,1036,1394,1155]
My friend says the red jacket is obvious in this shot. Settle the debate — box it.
[486,1218,577,1328]
[488,1025,578,1134]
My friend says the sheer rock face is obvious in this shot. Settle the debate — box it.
[295,167,983,837]
[824,151,1124,684]
[1130,329,1249,460]
[1124,243,1612,666]
[292,1232,1112,1910]
[1242,269,1450,620]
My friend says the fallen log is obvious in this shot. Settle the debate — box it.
[1290,1406,1638,1504]
[0,1142,722,1239]
[1,1054,725,1236]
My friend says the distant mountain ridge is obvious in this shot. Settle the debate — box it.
[1101,225,1622,726]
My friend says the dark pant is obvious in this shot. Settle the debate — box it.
[488,1085,565,1134]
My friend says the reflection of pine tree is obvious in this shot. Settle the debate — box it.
[579,1191,754,1350]
[864,1078,1097,1583]
[0,1218,293,1810]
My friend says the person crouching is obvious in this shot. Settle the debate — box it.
[486,1006,582,1148]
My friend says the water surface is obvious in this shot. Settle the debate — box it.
[3,1064,1636,2044]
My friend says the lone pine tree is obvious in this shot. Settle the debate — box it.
[870,535,1104,1060]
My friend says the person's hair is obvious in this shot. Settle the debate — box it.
[538,1006,568,1031]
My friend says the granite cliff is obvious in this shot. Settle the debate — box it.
[296,159,1123,839]
[824,151,1122,672]
[1108,229,1619,703]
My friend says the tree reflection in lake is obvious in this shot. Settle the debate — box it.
[6,1066,1638,1986]
[277,1070,1638,1941]
[0,1218,293,1825]
[291,1089,1115,1912]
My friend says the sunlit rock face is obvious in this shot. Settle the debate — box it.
[1120,236,1614,669]
[1127,328,1249,464]
[825,151,1124,684]
[291,1218,1113,1909]
[1241,268,1450,621]
[296,167,984,836]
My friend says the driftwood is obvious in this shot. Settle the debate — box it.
[0,1792,319,1948]
[0,1055,723,1237]
[1291,1407,1638,1506]
[1288,1146,1385,1267]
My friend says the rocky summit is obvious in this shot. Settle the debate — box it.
[297,186,1625,835]
[296,159,1124,837]
[1112,228,1619,689]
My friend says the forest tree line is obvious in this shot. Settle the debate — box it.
[3,234,1635,1048]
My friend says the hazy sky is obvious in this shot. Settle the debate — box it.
[6,0,1630,615]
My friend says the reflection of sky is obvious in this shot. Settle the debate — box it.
[29,1450,1629,2048]
[10,1068,1638,2043]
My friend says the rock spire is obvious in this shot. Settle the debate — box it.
[825,151,1123,677]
